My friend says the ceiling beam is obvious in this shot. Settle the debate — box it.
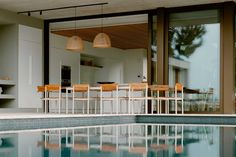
[46,9,155,23]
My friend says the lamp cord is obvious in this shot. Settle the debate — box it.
[74,7,77,35]
[101,4,103,33]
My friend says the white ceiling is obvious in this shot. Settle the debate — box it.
[51,14,148,30]
[0,0,234,20]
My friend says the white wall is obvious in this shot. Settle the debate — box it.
[18,25,43,108]
[0,25,18,81]
[80,65,96,84]
[0,24,18,108]
[0,7,43,110]
[50,34,80,85]
[123,49,147,83]
[0,24,43,109]
[93,58,124,84]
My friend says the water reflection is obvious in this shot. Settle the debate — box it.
[0,124,230,157]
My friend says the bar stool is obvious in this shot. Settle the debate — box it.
[45,84,61,113]
[99,84,119,114]
[128,83,148,114]
[37,86,45,95]
[72,84,90,114]
[167,83,184,114]
[151,85,170,114]
[37,85,45,112]
[174,83,184,114]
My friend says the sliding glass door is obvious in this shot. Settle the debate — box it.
[168,10,220,113]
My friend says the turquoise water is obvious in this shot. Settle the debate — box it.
[0,124,232,157]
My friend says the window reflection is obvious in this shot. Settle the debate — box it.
[151,15,157,84]
[168,10,220,113]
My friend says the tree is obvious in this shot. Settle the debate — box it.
[169,25,206,58]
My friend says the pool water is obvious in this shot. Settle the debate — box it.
[0,124,233,157]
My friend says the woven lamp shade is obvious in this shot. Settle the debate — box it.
[66,35,84,52]
[93,33,111,48]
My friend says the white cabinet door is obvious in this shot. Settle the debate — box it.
[18,25,42,108]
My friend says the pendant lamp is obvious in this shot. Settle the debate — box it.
[93,4,111,48]
[66,7,84,52]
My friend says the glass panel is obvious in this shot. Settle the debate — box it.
[168,10,220,113]
[235,16,236,113]
[151,15,157,84]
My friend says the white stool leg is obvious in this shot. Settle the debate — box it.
[44,92,47,113]
[44,99,47,113]
[66,90,68,114]
[116,89,118,114]
[175,99,177,114]
[95,99,97,114]
[87,91,90,114]
[128,88,131,114]
[111,92,113,114]
[100,91,103,115]
[145,88,148,114]
[160,100,162,114]
[182,98,184,114]
[72,89,75,114]
[132,91,134,114]
[82,92,85,114]
[58,92,61,114]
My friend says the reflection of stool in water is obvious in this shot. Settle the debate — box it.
[65,128,90,152]
[37,130,61,150]
[175,145,183,154]
[150,125,184,154]
[129,125,148,155]
[100,126,118,152]
[73,143,89,151]
[101,145,117,152]
[129,146,147,154]
[37,141,60,150]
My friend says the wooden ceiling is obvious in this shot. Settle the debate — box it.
[52,23,148,50]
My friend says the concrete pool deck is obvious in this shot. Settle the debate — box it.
[0,113,236,131]
[0,113,236,119]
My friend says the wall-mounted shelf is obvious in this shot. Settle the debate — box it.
[0,80,16,100]
[80,64,103,69]
[0,80,15,86]
[80,54,103,69]
[0,94,15,99]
